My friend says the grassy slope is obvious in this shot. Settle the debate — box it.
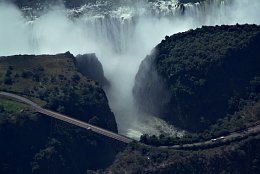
[0,53,76,104]
[0,52,117,131]
[0,98,28,113]
[0,53,94,103]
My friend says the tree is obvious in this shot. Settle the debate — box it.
[4,77,13,85]
[72,74,80,82]
[5,69,12,77]
[88,116,100,126]
[22,70,33,78]
[0,105,4,113]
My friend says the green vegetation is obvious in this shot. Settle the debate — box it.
[1,23,260,173]
[115,24,260,173]
[106,135,260,173]
[0,98,28,113]
[141,100,260,146]
[134,24,260,135]
[0,52,117,132]
[0,52,120,174]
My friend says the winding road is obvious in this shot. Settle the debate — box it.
[162,123,260,150]
[0,91,134,144]
[1,91,260,149]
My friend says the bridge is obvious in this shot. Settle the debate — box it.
[0,91,134,144]
[1,91,260,149]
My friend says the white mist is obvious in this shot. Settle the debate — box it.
[0,0,259,139]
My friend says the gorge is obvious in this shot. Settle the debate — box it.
[0,0,260,138]
[1,0,260,173]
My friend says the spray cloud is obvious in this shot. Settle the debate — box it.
[0,0,259,139]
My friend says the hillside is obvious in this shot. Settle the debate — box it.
[133,24,260,132]
[105,135,260,174]
[102,24,260,174]
[0,52,120,174]
[0,52,117,131]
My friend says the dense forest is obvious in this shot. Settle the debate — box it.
[134,24,260,135]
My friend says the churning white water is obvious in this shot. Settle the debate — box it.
[0,0,259,139]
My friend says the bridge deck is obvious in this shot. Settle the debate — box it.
[0,91,134,144]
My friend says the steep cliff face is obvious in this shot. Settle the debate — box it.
[133,24,260,132]
[76,53,109,86]
[0,52,120,173]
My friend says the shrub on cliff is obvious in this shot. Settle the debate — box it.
[134,24,260,132]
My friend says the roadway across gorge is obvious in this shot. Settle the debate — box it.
[1,91,260,149]
[0,91,134,144]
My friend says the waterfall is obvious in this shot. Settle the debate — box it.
[0,0,259,139]
[64,0,232,53]
[15,0,233,54]
[82,16,136,53]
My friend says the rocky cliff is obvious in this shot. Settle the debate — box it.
[133,24,260,132]
[76,53,109,86]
